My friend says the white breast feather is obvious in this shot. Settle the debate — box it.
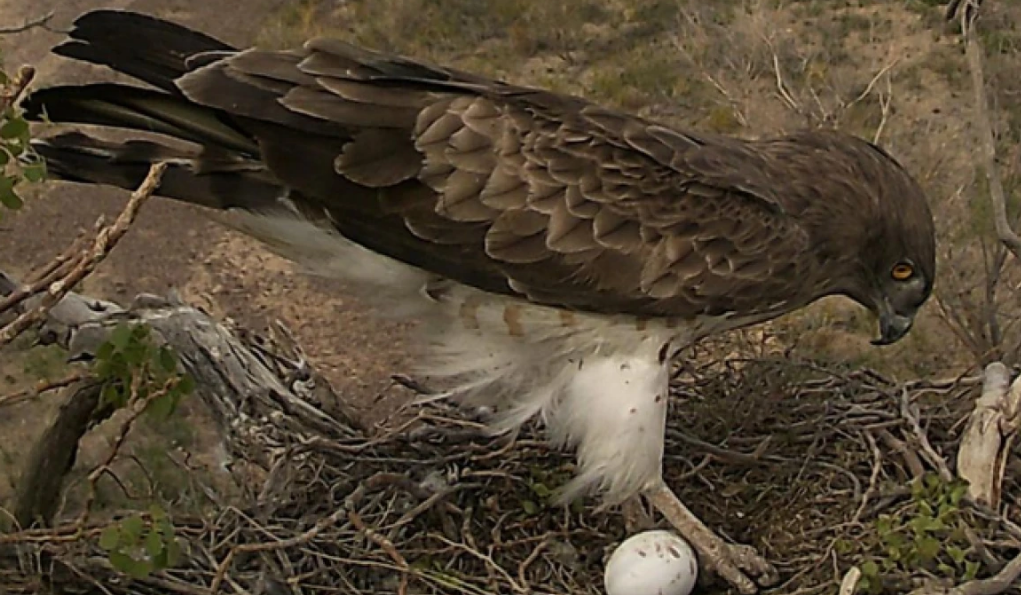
[225,208,696,504]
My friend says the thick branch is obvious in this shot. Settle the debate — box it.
[12,381,113,529]
[957,362,1021,508]
[960,2,1021,261]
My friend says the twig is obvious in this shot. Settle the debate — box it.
[0,162,166,347]
[0,12,55,34]
[911,549,1021,595]
[899,388,954,482]
[958,1,1021,261]
[0,370,89,409]
[877,428,926,479]
[0,64,34,109]
[349,509,409,595]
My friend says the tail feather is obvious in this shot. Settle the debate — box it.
[53,9,234,93]
[23,84,258,155]
[30,132,280,211]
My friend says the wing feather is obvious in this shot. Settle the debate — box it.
[173,40,814,319]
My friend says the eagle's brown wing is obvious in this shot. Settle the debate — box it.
[24,11,814,321]
[167,40,812,319]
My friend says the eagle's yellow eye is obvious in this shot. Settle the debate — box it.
[891,263,914,281]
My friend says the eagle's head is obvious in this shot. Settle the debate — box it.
[777,130,937,346]
[846,139,935,346]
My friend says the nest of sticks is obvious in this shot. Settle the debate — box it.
[2,293,1020,595]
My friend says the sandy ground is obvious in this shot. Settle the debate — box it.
[0,1,417,506]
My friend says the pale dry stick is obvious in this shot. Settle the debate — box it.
[430,532,527,594]
[0,12,54,34]
[0,234,88,315]
[877,428,926,479]
[769,48,800,112]
[208,491,395,593]
[516,535,551,592]
[838,566,862,595]
[873,77,894,145]
[851,431,882,524]
[846,57,901,110]
[957,362,1021,508]
[0,64,34,108]
[0,162,167,347]
[349,509,409,595]
[899,388,954,482]
[958,1,1021,261]
[0,369,89,408]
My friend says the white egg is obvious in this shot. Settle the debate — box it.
[604,530,698,595]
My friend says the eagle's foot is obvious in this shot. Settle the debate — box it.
[642,481,778,594]
[621,494,655,533]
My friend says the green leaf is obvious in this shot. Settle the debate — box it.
[964,560,980,580]
[0,177,23,211]
[144,530,164,558]
[120,515,145,543]
[23,161,45,183]
[0,117,27,140]
[0,148,8,166]
[156,346,176,373]
[109,323,134,352]
[109,551,152,579]
[860,559,879,578]
[946,545,967,565]
[915,535,941,561]
[146,393,176,419]
[100,382,123,408]
[99,525,121,551]
[177,374,195,396]
[520,499,538,515]
[164,537,182,566]
[148,503,167,522]
[531,482,552,499]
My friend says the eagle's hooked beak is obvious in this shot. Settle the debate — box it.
[871,298,914,346]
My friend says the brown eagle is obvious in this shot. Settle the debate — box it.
[22,10,935,592]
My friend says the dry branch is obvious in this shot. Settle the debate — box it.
[0,162,167,348]
[957,362,1021,508]
[958,1,1021,262]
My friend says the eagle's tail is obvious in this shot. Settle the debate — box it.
[21,9,263,200]
[48,9,234,93]
[29,131,279,211]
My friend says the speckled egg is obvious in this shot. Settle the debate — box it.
[604,530,698,595]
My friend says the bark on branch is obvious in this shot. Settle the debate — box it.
[957,0,1021,261]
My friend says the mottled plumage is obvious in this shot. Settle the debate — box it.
[23,10,935,592]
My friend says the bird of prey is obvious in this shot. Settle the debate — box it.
[22,10,936,593]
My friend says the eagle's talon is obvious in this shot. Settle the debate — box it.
[691,537,776,594]
[643,481,777,594]
[710,542,779,589]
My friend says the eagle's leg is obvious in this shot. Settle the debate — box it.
[641,480,779,594]
[621,494,655,532]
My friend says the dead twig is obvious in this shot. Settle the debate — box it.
[0,162,166,347]
[0,370,89,409]
[900,388,954,482]
[0,12,55,34]
[0,64,34,109]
